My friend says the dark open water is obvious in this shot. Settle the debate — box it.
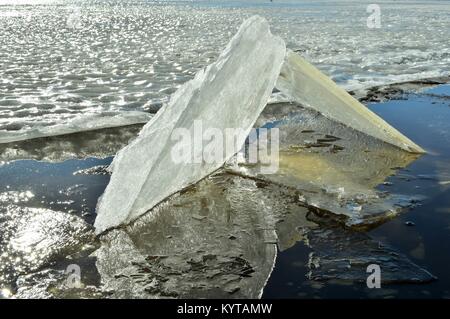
[264,85,450,298]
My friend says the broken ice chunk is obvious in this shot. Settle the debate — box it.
[94,16,286,233]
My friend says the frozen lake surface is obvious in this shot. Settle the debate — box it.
[1,0,449,141]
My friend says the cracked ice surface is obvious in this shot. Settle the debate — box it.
[94,16,286,233]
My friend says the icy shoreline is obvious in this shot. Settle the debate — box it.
[1,74,447,148]
[0,75,447,165]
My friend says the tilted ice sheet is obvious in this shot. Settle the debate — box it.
[94,16,286,233]
[276,50,424,153]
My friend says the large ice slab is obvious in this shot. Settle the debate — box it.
[276,50,425,153]
[94,16,286,234]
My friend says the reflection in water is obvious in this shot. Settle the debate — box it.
[92,172,434,298]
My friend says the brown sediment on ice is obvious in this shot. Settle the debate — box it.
[230,100,423,228]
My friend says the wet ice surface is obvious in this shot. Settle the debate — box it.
[1,0,450,142]
[0,169,434,298]
[94,175,281,298]
[305,227,436,284]
[230,102,423,228]
[1,85,449,298]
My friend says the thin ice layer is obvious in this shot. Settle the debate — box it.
[0,124,143,162]
[94,176,279,298]
[276,50,425,153]
[94,16,286,233]
[0,111,151,144]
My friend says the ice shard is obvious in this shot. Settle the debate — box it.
[94,16,286,234]
[0,112,151,145]
[276,50,425,153]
